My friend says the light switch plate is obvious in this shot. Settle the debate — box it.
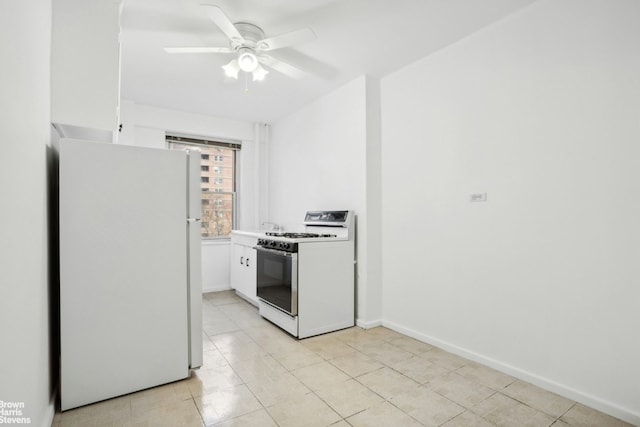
[470,193,487,202]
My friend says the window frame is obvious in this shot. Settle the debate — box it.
[166,134,241,240]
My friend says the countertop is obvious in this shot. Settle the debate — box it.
[231,230,266,238]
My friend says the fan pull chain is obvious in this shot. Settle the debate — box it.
[244,72,249,94]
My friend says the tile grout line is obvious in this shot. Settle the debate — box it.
[211,324,281,426]
[55,292,630,426]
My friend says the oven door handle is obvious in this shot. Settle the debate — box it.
[253,246,295,257]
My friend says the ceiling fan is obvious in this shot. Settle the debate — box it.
[164,4,316,82]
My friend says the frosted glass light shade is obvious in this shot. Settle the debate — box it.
[222,59,240,79]
[252,64,268,81]
[238,51,258,72]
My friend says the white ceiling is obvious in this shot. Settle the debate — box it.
[120,0,537,124]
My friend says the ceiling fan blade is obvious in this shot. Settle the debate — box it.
[256,28,315,51]
[259,55,305,79]
[201,4,244,43]
[164,47,233,54]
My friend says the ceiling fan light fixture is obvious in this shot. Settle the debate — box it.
[237,48,258,72]
[222,59,240,79]
[252,64,268,81]
[168,6,315,86]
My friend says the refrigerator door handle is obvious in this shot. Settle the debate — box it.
[186,218,201,223]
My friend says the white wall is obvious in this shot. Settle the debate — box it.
[380,0,640,423]
[268,76,381,325]
[0,1,55,426]
[118,100,257,292]
[118,100,255,148]
[51,0,121,133]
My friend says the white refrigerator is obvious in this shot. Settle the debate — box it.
[58,139,202,411]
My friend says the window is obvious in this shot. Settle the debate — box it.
[167,134,240,239]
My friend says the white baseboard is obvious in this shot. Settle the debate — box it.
[202,284,231,294]
[44,394,56,427]
[382,319,640,426]
[356,318,383,329]
[234,290,259,307]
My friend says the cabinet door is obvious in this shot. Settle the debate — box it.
[230,243,245,290]
[229,234,259,304]
[242,247,257,302]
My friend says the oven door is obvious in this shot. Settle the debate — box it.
[255,246,298,316]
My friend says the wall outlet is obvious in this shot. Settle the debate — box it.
[470,193,487,202]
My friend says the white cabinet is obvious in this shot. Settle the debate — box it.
[230,233,258,305]
[51,0,122,139]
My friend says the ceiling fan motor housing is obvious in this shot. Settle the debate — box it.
[232,22,266,50]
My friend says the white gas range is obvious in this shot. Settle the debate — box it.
[255,210,355,338]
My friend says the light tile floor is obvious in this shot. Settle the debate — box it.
[52,291,633,427]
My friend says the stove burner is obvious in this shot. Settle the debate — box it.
[265,232,337,238]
